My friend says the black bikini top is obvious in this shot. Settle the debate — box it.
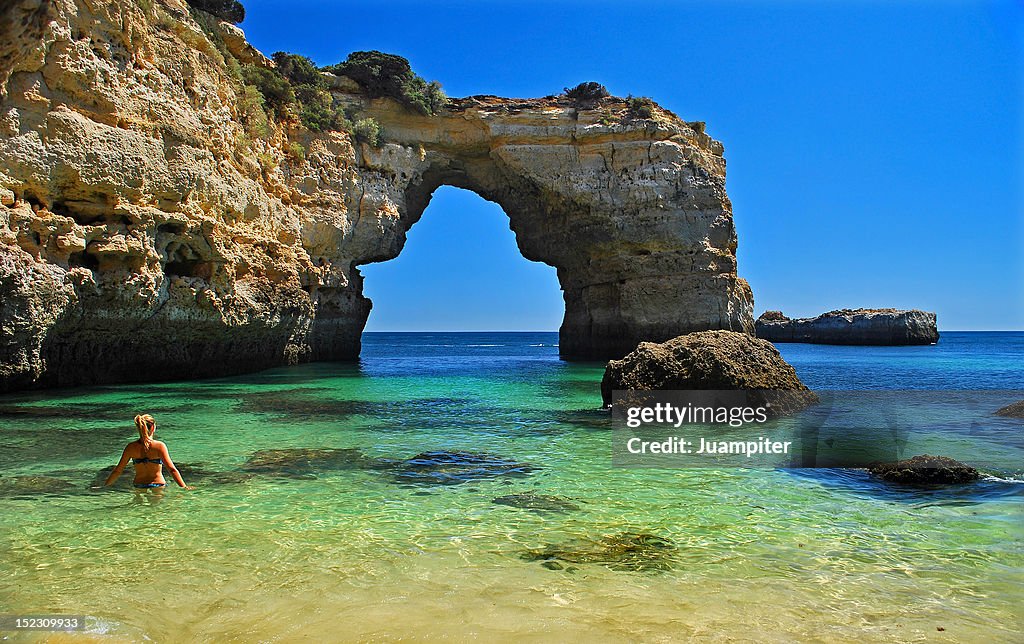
[133,456,163,465]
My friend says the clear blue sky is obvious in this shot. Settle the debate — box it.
[241,0,1022,331]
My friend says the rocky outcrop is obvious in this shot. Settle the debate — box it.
[868,455,980,485]
[0,0,752,392]
[755,309,938,345]
[600,330,818,415]
[994,400,1024,419]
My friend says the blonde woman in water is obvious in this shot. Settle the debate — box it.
[104,414,192,490]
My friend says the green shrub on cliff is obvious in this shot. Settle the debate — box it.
[564,82,610,105]
[273,52,323,87]
[238,84,270,138]
[326,51,447,115]
[241,53,349,132]
[625,95,655,119]
[286,141,306,162]
[238,49,436,140]
[272,52,344,132]
[352,118,384,147]
[186,0,245,24]
[296,88,351,133]
[242,64,294,117]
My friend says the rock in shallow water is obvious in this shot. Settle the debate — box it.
[388,451,537,486]
[868,455,981,485]
[601,330,818,416]
[242,448,378,479]
[994,400,1024,419]
[522,532,677,572]
[756,309,939,345]
[492,493,580,513]
[237,390,363,421]
[0,475,76,497]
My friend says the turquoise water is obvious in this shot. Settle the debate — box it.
[0,332,1021,642]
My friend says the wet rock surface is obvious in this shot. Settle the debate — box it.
[522,532,677,572]
[868,455,981,485]
[492,492,581,513]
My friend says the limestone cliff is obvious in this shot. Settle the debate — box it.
[755,309,938,345]
[0,0,753,391]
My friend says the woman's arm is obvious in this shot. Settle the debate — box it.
[160,444,192,489]
[103,446,131,486]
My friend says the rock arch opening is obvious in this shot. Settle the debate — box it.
[359,186,562,332]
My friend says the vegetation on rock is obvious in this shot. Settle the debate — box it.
[236,49,446,148]
[625,95,655,119]
[186,0,245,24]
[352,118,384,147]
[272,52,351,132]
[564,82,610,106]
[326,51,448,115]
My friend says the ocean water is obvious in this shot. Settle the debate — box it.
[0,331,1021,642]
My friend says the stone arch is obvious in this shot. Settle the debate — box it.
[343,97,754,360]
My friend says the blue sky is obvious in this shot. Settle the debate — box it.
[242,0,1022,331]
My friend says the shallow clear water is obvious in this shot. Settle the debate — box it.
[0,332,1022,642]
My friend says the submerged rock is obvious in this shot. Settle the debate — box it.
[994,400,1024,419]
[0,475,75,497]
[868,455,981,485]
[756,309,939,345]
[237,390,363,420]
[388,451,537,486]
[242,448,377,478]
[0,402,133,421]
[492,493,581,513]
[601,330,818,416]
[521,532,677,572]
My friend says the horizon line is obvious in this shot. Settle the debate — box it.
[361,329,1024,333]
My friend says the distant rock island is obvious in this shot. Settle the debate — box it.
[755,309,939,345]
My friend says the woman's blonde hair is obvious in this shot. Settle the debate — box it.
[134,414,156,452]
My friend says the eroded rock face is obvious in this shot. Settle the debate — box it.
[755,309,938,345]
[601,330,818,415]
[0,0,752,392]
